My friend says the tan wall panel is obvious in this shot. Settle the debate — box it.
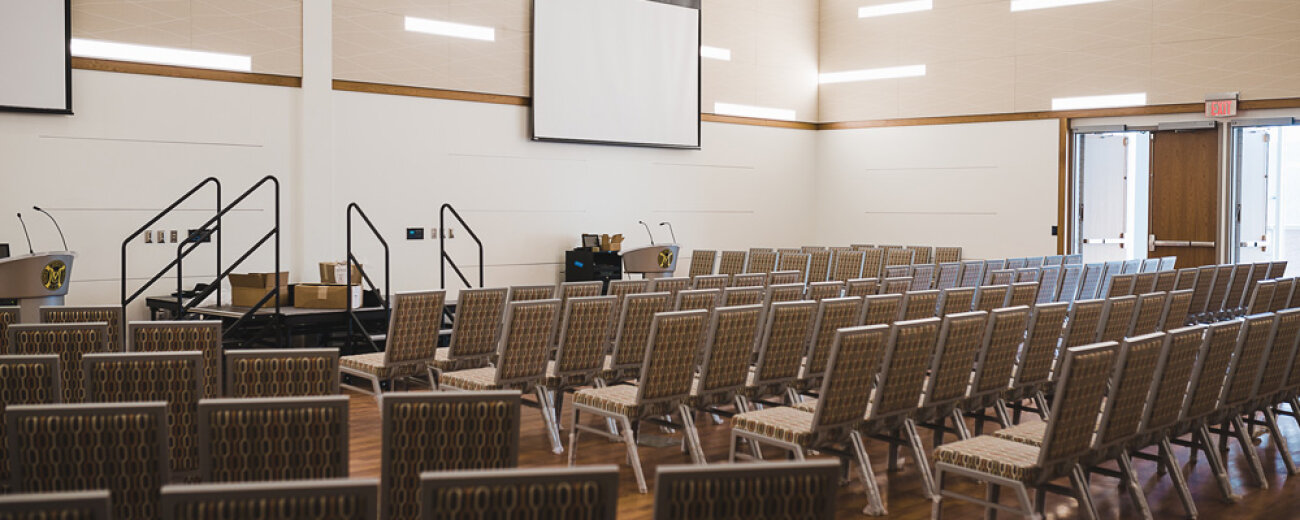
[1014,45,1153,113]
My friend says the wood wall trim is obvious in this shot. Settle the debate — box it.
[1057,118,1069,255]
[700,113,818,130]
[332,80,529,106]
[817,102,1215,130]
[72,58,301,87]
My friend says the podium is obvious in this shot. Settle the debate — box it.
[621,244,679,280]
[0,252,75,322]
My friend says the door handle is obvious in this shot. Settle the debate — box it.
[1153,240,1190,247]
[1189,241,1216,248]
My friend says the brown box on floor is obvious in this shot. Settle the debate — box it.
[319,261,364,284]
[294,283,362,309]
[229,272,289,307]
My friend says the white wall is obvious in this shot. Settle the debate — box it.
[813,119,1061,259]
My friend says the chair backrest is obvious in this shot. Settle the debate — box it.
[1130,292,1168,336]
[1121,259,1142,274]
[958,260,985,287]
[494,300,561,388]
[1154,270,1178,293]
[987,269,1015,286]
[8,322,110,402]
[922,311,989,407]
[1014,268,1041,284]
[1246,261,1271,294]
[0,355,60,488]
[722,286,764,307]
[807,281,846,301]
[750,301,817,392]
[1014,302,1070,389]
[746,250,777,273]
[1206,265,1238,315]
[1187,265,1218,316]
[845,278,880,298]
[766,283,805,304]
[900,290,939,321]
[1005,258,1027,270]
[1007,282,1038,307]
[778,252,812,283]
[609,292,673,372]
[911,264,936,291]
[688,250,717,278]
[635,310,709,416]
[649,277,690,301]
[693,274,730,290]
[605,280,648,344]
[675,288,722,313]
[1037,266,1062,304]
[884,265,913,279]
[935,262,963,290]
[1141,258,1161,273]
[225,348,338,397]
[555,282,603,346]
[1174,267,1199,292]
[1044,255,1064,267]
[1268,260,1288,279]
[1079,263,1109,300]
[1221,313,1276,409]
[1183,320,1245,420]
[1160,289,1194,330]
[908,246,934,265]
[509,285,554,302]
[982,260,1007,284]
[383,290,447,369]
[8,402,169,520]
[1158,256,1178,271]
[973,285,1009,312]
[861,248,885,279]
[552,296,617,388]
[811,325,888,439]
[40,305,123,352]
[937,287,975,316]
[84,351,203,477]
[0,306,17,354]
[652,461,839,520]
[831,250,866,282]
[161,478,378,520]
[751,247,775,254]
[1097,295,1138,343]
[1223,264,1256,311]
[730,272,767,287]
[803,297,866,383]
[198,396,349,482]
[1141,326,1205,436]
[881,277,913,295]
[885,248,915,267]
[0,490,111,519]
[861,293,903,326]
[1254,308,1300,401]
[1028,257,1047,268]
[1246,280,1278,315]
[380,391,520,520]
[1065,254,1085,265]
[1063,299,1105,348]
[868,318,941,420]
[768,270,803,286]
[1056,265,1084,302]
[935,246,963,264]
[971,306,1031,397]
[1133,272,1158,294]
[420,467,617,520]
[1036,343,1118,471]
[803,246,827,252]
[1104,273,1137,298]
[777,248,801,256]
[718,251,746,276]
[1269,278,1296,313]
[694,305,764,405]
[1096,333,1166,448]
[129,321,223,398]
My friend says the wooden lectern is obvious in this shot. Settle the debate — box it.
[0,252,75,322]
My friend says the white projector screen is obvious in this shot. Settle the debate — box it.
[0,0,71,114]
[532,0,700,149]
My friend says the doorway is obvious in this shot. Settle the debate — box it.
[1073,130,1151,263]
[1232,121,1300,276]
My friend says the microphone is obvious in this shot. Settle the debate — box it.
[658,221,676,243]
[32,206,68,251]
[15,213,34,254]
[637,220,656,245]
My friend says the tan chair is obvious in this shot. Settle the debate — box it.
[128,321,222,398]
[1244,308,1300,478]
[911,264,936,291]
[161,478,377,520]
[798,297,865,393]
[937,287,974,316]
[1133,271,1159,294]
[420,467,618,520]
[1097,295,1137,343]
[909,246,934,265]
[1246,279,1278,315]
[1154,270,1178,292]
[1129,292,1169,336]
[746,250,777,274]
[807,249,833,283]
[935,262,963,291]
[649,277,690,301]
[884,265,914,279]
[341,290,446,400]
[8,322,110,402]
[831,250,866,282]
[0,306,17,354]
[1062,299,1105,349]
[654,461,840,520]
[509,284,554,302]
[1269,278,1296,313]
[885,248,915,268]
[982,260,1007,284]
[1006,281,1038,307]
[1160,289,1195,330]
[777,252,811,283]
[1036,266,1062,304]
[1208,313,1277,487]
[439,299,563,453]
[40,305,123,352]
[8,402,169,520]
[198,396,349,482]
[692,273,729,290]
[987,269,1016,286]
[765,282,805,304]
[554,282,603,345]
[1006,303,1070,420]
[722,286,764,307]
[742,301,818,407]
[962,306,1031,431]
[717,251,746,276]
[1103,273,1137,298]
[1187,265,1219,320]
[881,277,912,295]
[1173,267,1199,292]
[973,285,1009,312]
[1014,267,1041,284]
[730,272,767,287]
[1269,260,1289,279]
[861,248,886,279]
[380,391,521,520]
[935,246,963,264]
[686,305,764,419]
[1170,320,1245,500]
[226,348,339,397]
[845,277,880,298]
[605,280,648,345]
[768,270,802,285]
[0,354,60,491]
[568,310,709,493]
[543,296,616,428]
[958,260,985,288]
[1058,265,1085,302]
[900,290,939,321]
[602,292,673,384]
[861,293,903,326]
[807,281,845,301]
[1130,326,1207,518]
[687,249,716,278]
[0,490,110,519]
[421,290,505,379]
[675,288,721,313]
[1205,264,1239,318]
[916,312,990,444]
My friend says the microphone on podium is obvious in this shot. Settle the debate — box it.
[15,213,34,254]
[658,221,676,243]
[638,220,656,245]
[32,206,67,251]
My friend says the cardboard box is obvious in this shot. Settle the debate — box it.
[319,261,363,285]
[294,283,362,309]
[229,272,289,307]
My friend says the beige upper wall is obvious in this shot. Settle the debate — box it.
[819,0,1300,122]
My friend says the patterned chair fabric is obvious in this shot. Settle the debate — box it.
[1139,326,1205,439]
[688,250,717,278]
[1134,272,1159,294]
[555,283,603,345]
[921,312,989,408]
[911,265,936,291]
[935,247,963,264]
[845,278,880,298]
[574,310,708,418]
[861,249,885,279]
[987,270,1015,286]
[806,281,845,302]
[652,461,839,520]
[605,280,649,344]
[40,305,123,352]
[0,490,111,519]
[650,277,690,301]
[884,248,915,267]
[509,285,555,302]
[606,292,673,383]
[807,250,833,283]
[884,265,913,279]
[745,251,777,274]
[160,478,378,520]
[1007,282,1038,307]
[83,351,204,478]
[958,261,985,288]
[549,296,616,390]
[900,290,939,321]
[968,307,1031,401]
[1173,267,1199,292]
[981,261,1007,284]
[380,391,521,520]
[908,246,934,265]
[717,251,747,276]
[935,263,963,291]
[1160,289,1195,331]
[881,277,912,295]
[871,318,941,420]
[938,287,975,316]
[1014,268,1040,284]
[1130,292,1169,336]
[746,302,817,399]
[973,285,1009,312]
[340,290,445,382]
[1246,280,1277,315]
[225,349,339,397]
[691,305,764,409]
[1036,267,1062,304]
[1011,303,1070,394]
[7,402,169,520]
[766,283,805,304]
[0,355,60,489]
[8,322,109,402]
[1187,266,1219,317]
[1056,265,1083,302]
[430,287,506,372]
[1006,258,1028,271]
[1182,321,1244,421]
[198,396,349,482]
[129,321,222,398]
[1153,270,1178,293]
[768,271,802,286]
[692,274,729,290]
[1105,274,1137,298]
[1098,295,1138,343]
[1062,300,1105,348]
[1206,265,1238,315]
[440,300,560,392]
[675,289,721,313]
[420,467,618,520]
[0,306,20,355]
[801,297,865,388]
[1220,313,1275,412]
[777,253,811,283]
[861,294,903,326]
[1269,278,1296,313]
[722,287,764,307]
[730,273,767,288]
[1251,308,1300,406]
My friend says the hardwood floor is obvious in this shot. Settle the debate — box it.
[344,389,1300,519]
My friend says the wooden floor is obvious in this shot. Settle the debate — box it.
[344,389,1300,519]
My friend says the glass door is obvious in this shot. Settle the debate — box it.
[1074,131,1150,263]
[1233,121,1300,276]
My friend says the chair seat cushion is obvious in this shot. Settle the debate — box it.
[792,398,818,412]
[989,421,1046,447]
[573,384,641,417]
[427,348,490,372]
[339,352,390,377]
[439,367,500,391]
[732,406,815,446]
[546,360,596,389]
[933,435,1042,483]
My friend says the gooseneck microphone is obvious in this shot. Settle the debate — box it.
[16,213,34,254]
[658,221,676,243]
[32,206,67,251]
[638,220,656,245]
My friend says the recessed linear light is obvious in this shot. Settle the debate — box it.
[1051,93,1147,110]
[700,46,731,61]
[714,102,797,121]
[70,38,251,71]
[819,65,926,84]
[404,16,495,41]
[1010,0,1111,12]
[859,0,933,18]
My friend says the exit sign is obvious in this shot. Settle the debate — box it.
[1205,92,1239,117]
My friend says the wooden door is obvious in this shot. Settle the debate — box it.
[1150,127,1219,268]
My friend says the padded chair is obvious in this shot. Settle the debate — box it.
[1160,289,1195,331]
[0,354,60,491]
[1241,263,1271,304]
[861,294,903,326]
[722,286,764,307]
[649,277,690,302]
[958,260,985,288]
[806,281,845,301]
[1056,264,1083,302]
[1006,258,1028,270]
[569,310,709,493]
[1130,326,1207,518]
[1134,272,1159,294]
[1154,269,1178,293]
[1173,267,1199,292]
[1141,258,1162,273]
[7,402,169,520]
[1246,279,1278,315]
[225,348,339,397]
[1006,303,1070,420]
[1097,295,1138,343]
[1269,260,1289,279]
[84,351,203,480]
[746,250,777,274]
[1121,259,1142,274]
[341,290,447,400]
[7,322,109,402]
[778,252,812,283]
[1130,292,1169,336]
[1170,320,1245,500]
[438,300,563,453]
[1062,299,1105,349]
[973,285,1009,312]
[509,285,554,302]
[1209,313,1277,488]
[0,306,17,354]
[1027,257,1046,268]
[831,250,866,281]
[603,292,673,384]
[718,251,747,276]
[861,248,886,279]
[885,248,915,268]
[884,265,914,279]
[1187,265,1219,321]
[845,278,880,298]
[766,283,805,304]
[1243,308,1300,478]
[987,269,1015,286]
[198,396,349,482]
[935,246,963,264]
[380,391,521,520]
[807,249,833,283]
[128,321,222,398]
[40,305,123,352]
[0,490,111,519]
[798,297,865,392]
[688,249,716,278]
[1014,268,1040,284]
[1036,266,1062,304]
[916,312,990,443]
[900,290,940,321]
[741,301,818,407]
[1007,282,1038,307]
[730,272,767,287]
[675,288,721,313]
[1065,254,1085,265]
[554,282,603,345]
[937,287,975,316]
[881,277,913,295]
[692,274,729,290]
[1044,255,1064,266]
[962,307,1031,431]
[982,260,1008,284]
[1103,273,1137,298]
[605,280,648,345]
[653,461,839,520]
[768,270,802,286]
[544,296,616,425]
[1205,264,1239,319]
[911,264,936,291]
[935,262,963,291]
[160,478,377,520]
[1269,278,1296,313]
[420,467,618,520]
[686,305,764,419]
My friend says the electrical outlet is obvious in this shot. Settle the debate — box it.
[144,230,153,244]
[170,230,178,243]
[156,230,166,243]
[448,227,456,239]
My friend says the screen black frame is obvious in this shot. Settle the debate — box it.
[0,0,73,115]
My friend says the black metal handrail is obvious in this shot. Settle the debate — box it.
[121,177,221,337]
[346,203,390,352]
[439,203,483,289]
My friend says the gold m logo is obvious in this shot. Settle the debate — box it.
[41,260,66,291]
[657,249,674,269]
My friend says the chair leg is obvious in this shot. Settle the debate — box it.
[1070,464,1100,520]
[1010,482,1039,520]
[567,407,581,466]
[369,376,383,404]
[552,389,565,430]
[728,430,739,463]
[932,465,945,520]
[1119,452,1154,520]
[1033,391,1051,419]
[904,418,937,499]
[984,481,1000,520]
[620,416,648,494]
[535,387,563,454]
[678,404,706,465]
[887,428,901,471]
[425,366,441,390]
[1159,438,1199,519]
[1195,424,1240,503]
[851,431,887,516]
[993,400,1012,428]
[1231,414,1269,489]
[1264,406,1298,476]
[951,409,972,440]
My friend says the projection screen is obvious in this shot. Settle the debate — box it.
[531,0,700,149]
[0,0,71,114]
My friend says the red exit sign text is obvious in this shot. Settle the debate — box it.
[1206,98,1237,117]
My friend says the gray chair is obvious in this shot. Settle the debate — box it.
[160,478,378,520]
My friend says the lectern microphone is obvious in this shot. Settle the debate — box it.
[15,213,34,254]
[658,221,676,243]
[638,220,656,245]
[32,206,67,251]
